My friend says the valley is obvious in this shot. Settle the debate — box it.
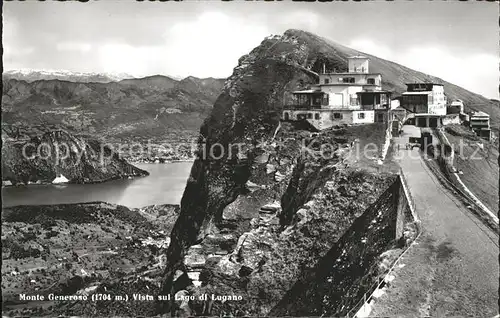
[1,202,179,317]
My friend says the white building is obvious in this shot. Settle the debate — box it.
[400,83,447,116]
[469,111,491,140]
[282,56,392,130]
[449,99,464,114]
[470,111,490,130]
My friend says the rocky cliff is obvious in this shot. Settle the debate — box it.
[1,130,148,184]
[155,29,423,316]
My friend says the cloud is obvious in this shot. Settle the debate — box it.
[161,11,270,78]
[96,11,270,78]
[349,39,393,60]
[98,44,164,76]
[56,42,92,52]
[277,11,321,33]
[398,47,498,99]
[3,14,36,68]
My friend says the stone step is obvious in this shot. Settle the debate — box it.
[184,245,207,269]
[259,215,280,226]
[260,206,279,214]
[187,271,202,287]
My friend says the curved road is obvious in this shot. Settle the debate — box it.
[370,125,499,317]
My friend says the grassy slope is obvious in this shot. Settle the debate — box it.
[443,125,499,212]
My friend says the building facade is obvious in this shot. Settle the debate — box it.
[400,83,447,115]
[469,111,491,140]
[469,111,490,130]
[448,99,464,114]
[282,56,391,130]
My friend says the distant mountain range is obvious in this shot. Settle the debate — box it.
[3,69,135,83]
[1,74,226,142]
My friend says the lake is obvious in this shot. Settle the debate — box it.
[1,162,193,208]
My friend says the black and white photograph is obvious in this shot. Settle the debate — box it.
[1,1,499,317]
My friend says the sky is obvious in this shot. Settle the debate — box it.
[3,1,498,99]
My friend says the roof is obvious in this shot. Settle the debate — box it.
[357,90,392,94]
[392,106,407,111]
[348,55,368,59]
[402,91,432,95]
[320,73,381,76]
[405,83,443,86]
[292,89,321,94]
[317,83,380,87]
[414,113,442,117]
[471,111,489,118]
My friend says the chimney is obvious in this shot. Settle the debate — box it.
[323,63,326,74]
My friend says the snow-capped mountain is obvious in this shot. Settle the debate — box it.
[3,69,135,83]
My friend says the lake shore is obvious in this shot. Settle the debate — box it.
[2,162,193,209]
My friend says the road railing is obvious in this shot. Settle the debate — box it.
[344,175,421,318]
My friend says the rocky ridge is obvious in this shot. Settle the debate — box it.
[1,129,148,184]
[155,30,416,316]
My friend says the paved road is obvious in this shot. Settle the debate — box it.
[370,125,499,317]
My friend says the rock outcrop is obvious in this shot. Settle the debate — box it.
[156,29,409,316]
[1,129,148,184]
[157,30,318,312]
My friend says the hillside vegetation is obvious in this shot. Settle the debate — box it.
[1,75,225,141]
[1,203,179,317]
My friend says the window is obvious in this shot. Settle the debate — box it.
[334,113,343,119]
[358,113,365,119]
[367,78,375,85]
[340,77,355,83]
[307,113,313,119]
[314,113,320,120]
[324,78,330,84]
[350,95,358,106]
[322,94,329,105]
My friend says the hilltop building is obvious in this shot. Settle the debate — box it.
[448,99,464,114]
[400,83,447,116]
[282,56,392,130]
[470,111,491,140]
[399,82,448,128]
